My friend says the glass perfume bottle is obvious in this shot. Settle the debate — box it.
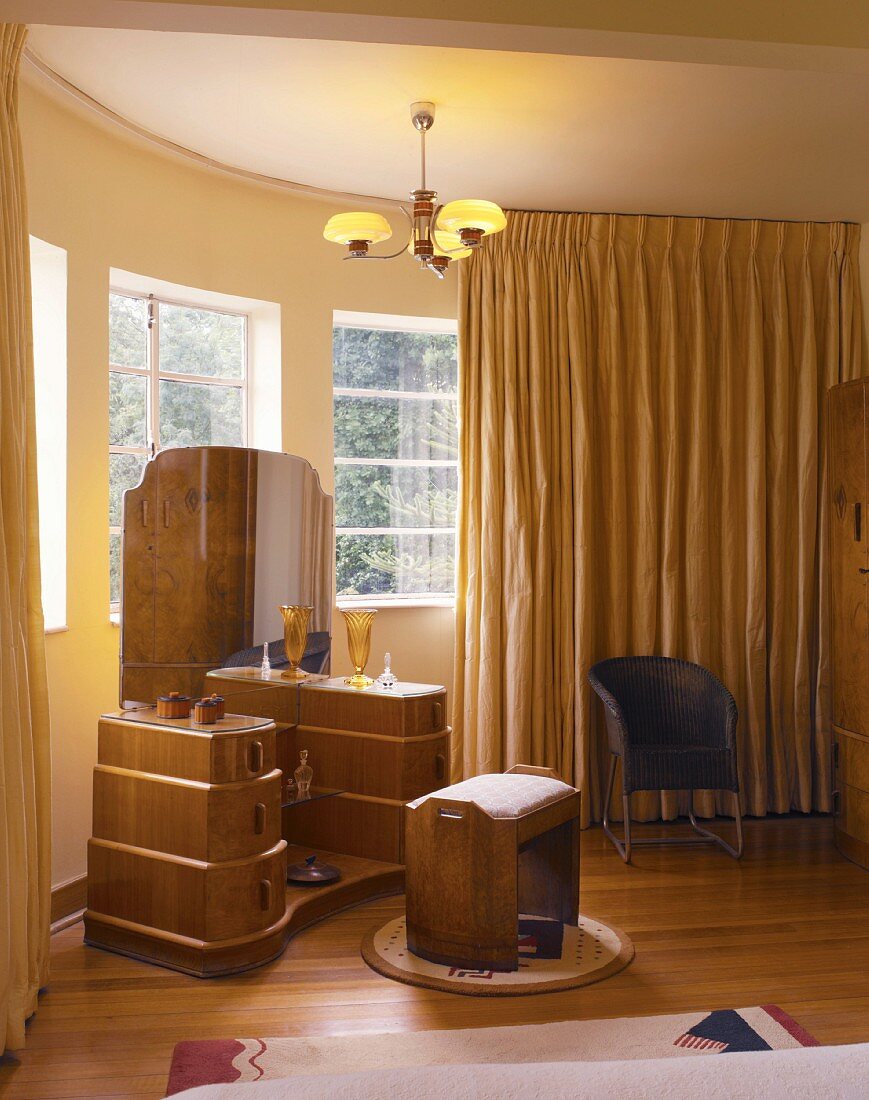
[377,651,397,689]
[260,641,271,678]
[294,749,313,796]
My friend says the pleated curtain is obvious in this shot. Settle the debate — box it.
[454,210,864,825]
[0,24,52,1051]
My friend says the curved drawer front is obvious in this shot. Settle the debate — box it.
[92,766,281,862]
[87,838,287,943]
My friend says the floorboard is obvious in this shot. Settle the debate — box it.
[2,817,868,1098]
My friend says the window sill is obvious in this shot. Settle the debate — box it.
[45,624,68,635]
[336,597,455,611]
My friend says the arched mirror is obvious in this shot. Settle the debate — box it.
[119,446,333,706]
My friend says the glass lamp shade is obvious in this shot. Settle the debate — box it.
[405,228,473,260]
[323,212,393,245]
[438,200,507,237]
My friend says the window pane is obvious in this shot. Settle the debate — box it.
[335,464,457,528]
[159,304,245,379]
[336,532,455,597]
[159,379,243,448]
[110,532,121,606]
[333,326,457,393]
[109,293,148,368]
[109,453,147,526]
[109,372,148,446]
[333,396,456,461]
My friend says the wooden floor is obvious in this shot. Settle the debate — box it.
[2,816,868,1099]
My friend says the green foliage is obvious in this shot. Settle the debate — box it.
[159,380,243,448]
[333,326,457,392]
[109,372,147,447]
[109,294,147,368]
[333,325,459,597]
[160,304,244,378]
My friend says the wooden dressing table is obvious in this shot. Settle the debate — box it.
[90,445,451,976]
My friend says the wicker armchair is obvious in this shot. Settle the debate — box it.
[587,656,743,863]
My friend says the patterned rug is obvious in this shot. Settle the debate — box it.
[360,912,634,995]
[166,1007,818,1094]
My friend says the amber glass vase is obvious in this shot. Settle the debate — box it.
[279,604,313,679]
[340,607,378,687]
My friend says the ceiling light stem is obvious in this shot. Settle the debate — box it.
[420,127,426,192]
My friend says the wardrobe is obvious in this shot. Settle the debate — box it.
[829,378,869,870]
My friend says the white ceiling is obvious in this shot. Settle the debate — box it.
[27,26,869,222]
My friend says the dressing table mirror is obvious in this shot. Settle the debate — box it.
[119,446,333,707]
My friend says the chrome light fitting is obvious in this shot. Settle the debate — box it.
[323,101,507,278]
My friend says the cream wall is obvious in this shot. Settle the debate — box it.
[21,77,457,891]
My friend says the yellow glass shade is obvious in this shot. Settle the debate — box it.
[323,212,392,245]
[433,229,473,259]
[438,200,507,236]
[405,229,473,260]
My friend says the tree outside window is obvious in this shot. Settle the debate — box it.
[333,319,458,600]
[108,292,247,609]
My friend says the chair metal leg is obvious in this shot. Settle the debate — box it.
[602,766,744,862]
[687,790,744,859]
[601,754,631,863]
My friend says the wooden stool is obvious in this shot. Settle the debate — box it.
[404,765,580,971]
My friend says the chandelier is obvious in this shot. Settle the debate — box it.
[323,101,507,278]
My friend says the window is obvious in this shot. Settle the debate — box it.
[109,291,248,608]
[31,237,68,632]
[333,313,458,603]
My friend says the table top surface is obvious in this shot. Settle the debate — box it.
[207,669,443,698]
[102,708,274,734]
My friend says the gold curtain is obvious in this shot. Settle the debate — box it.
[0,24,52,1051]
[454,210,864,825]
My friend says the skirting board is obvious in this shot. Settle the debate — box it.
[51,874,87,931]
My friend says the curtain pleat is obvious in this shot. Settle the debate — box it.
[455,209,864,825]
[0,23,52,1052]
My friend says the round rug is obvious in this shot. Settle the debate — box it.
[361,913,634,997]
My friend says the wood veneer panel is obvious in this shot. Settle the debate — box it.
[836,728,869,795]
[287,726,449,800]
[828,381,869,737]
[86,839,287,942]
[92,766,281,862]
[97,717,276,784]
[299,686,447,737]
[283,793,403,863]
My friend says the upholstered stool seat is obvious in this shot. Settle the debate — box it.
[404,765,581,972]
[407,772,575,818]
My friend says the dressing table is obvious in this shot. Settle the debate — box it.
[85,446,450,976]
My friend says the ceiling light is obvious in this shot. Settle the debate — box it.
[323,101,507,278]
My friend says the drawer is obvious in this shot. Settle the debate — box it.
[87,838,287,942]
[837,732,869,795]
[299,687,448,738]
[206,677,298,724]
[98,718,276,784]
[285,728,449,801]
[93,766,282,861]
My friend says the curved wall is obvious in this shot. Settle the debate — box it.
[21,73,457,890]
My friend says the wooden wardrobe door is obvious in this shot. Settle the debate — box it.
[829,380,869,736]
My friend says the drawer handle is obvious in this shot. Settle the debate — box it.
[432,701,443,730]
[254,802,266,835]
[438,808,464,819]
[249,740,264,772]
[435,753,446,781]
[260,878,272,910]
